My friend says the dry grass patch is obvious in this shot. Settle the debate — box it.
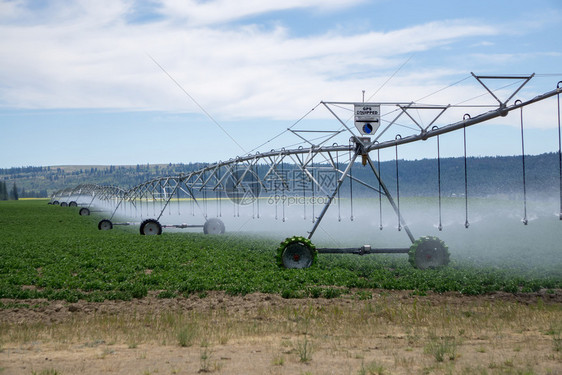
[0,292,560,374]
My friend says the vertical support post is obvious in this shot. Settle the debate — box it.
[202,171,208,217]
[311,156,315,223]
[255,164,260,219]
[302,161,307,221]
[273,164,279,220]
[348,144,354,221]
[177,173,182,216]
[433,126,443,231]
[152,185,156,217]
[558,81,562,220]
[377,147,383,230]
[177,178,181,216]
[218,168,222,217]
[516,100,528,225]
[337,151,341,222]
[395,135,402,231]
[282,157,286,222]
[463,119,470,229]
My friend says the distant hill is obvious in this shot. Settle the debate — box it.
[0,153,560,199]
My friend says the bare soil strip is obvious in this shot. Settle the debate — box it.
[1,290,561,375]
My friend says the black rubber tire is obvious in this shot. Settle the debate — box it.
[79,207,91,216]
[409,236,450,269]
[98,219,113,230]
[203,218,225,234]
[60,202,68,207]
[278,237,316,269]
[140,219,162,235]
[69,201,78,207]
[52,201,60,205]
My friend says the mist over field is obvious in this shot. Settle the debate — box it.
[99,194,562,273]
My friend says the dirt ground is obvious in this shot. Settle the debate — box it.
[1,290,561,375]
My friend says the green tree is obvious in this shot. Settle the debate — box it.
[10,182,18,200]
[0,181,7,200]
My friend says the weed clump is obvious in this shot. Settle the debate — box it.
[424,336,458,362]
[177,324,197,347]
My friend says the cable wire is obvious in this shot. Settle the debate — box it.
[147,54,247,154]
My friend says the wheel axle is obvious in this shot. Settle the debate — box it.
[316,245,409,255]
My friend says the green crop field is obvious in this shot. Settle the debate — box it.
[0,200,561,304]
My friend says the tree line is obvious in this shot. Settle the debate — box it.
[1,153,560,199]
[0,163,207,197]
[0,181,18,200]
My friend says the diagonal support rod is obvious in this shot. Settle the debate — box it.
[471,72,535,108]
[308,151,360,239]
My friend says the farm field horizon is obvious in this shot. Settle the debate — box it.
[1,199,561,374]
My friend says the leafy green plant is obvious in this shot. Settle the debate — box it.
[355,290,372,300]
[157,290,176,299]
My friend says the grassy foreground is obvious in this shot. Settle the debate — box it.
[0,200,562,303]
[1,290,561,374]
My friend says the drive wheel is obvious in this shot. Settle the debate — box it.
[60,202,68,207]
[79,207,90,216]
[277,236,317,269]
[140,219,162,235]
[203,218,225,234]
[98,219,113,230]
[409,236,450,269]
[52,201,60,205]
[69,201,78,207]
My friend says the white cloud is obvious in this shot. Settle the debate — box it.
[158,0,367,26]
[470,41,494,48]
[0,0,558,133]
[0,0,23,20]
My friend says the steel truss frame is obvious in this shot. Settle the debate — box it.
[52,74,562,262]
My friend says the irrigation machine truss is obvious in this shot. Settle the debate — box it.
[51,74,562,269]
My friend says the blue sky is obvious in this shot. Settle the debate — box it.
[1,0,562,168]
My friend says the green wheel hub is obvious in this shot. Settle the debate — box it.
[277,236,317,269]
[409,236,450,269]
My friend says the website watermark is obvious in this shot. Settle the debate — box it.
[267,194,333,206]
[225,168,337,205]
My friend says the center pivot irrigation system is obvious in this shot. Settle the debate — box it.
[51,74,562,269]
